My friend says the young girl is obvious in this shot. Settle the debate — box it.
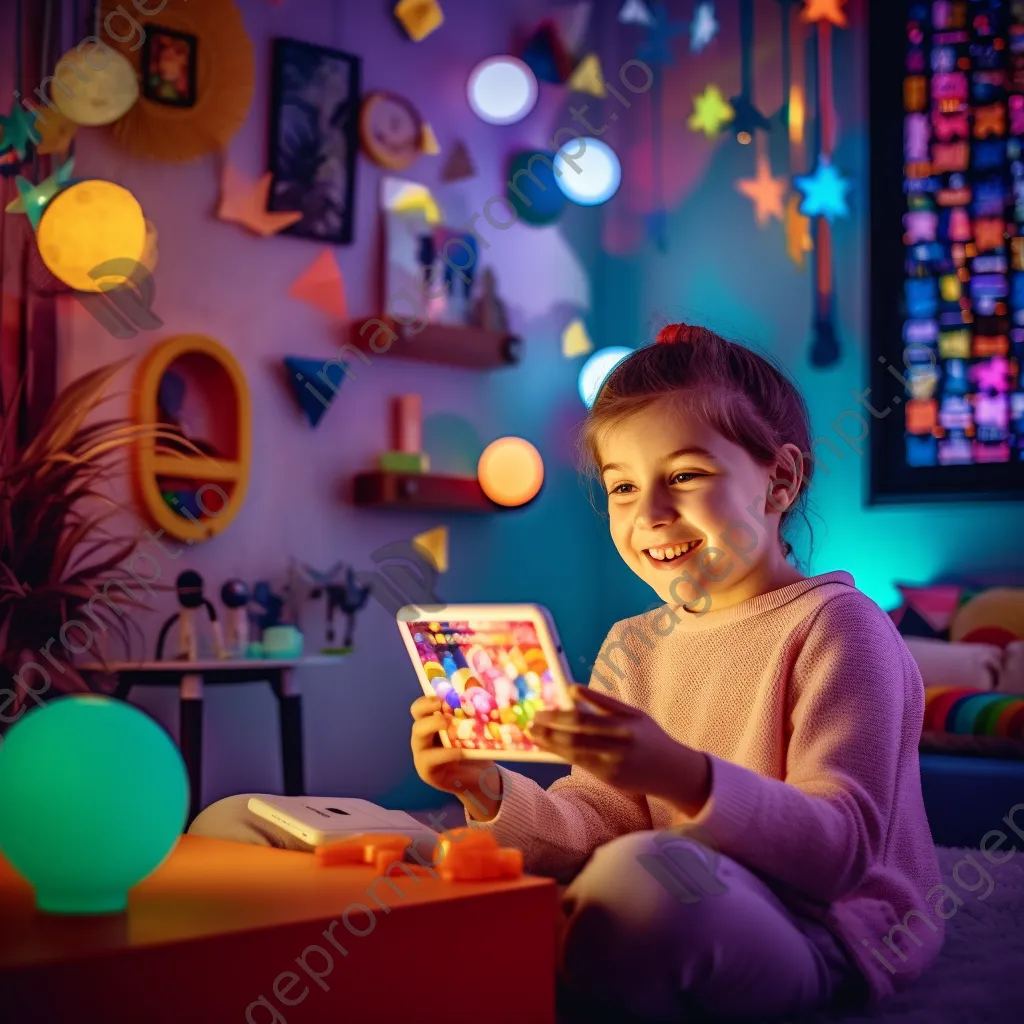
[411,324,943,1021]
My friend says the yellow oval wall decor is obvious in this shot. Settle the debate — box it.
[134,335,251,544]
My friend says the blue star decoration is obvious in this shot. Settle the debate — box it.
[691,2,719,53]
[794,159,851,220]
[0,104,40,161]
[637,2,687,66]
[6,158,76,230]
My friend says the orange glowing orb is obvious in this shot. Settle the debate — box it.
[477,437,544,507]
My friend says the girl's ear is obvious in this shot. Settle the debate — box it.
[766,443,805,515]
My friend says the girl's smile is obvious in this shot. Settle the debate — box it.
[643,539,703,569]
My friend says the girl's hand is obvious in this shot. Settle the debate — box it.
[527,685,711,815]
[409,695,502,821]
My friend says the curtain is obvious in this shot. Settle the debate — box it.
[1,0,64,449]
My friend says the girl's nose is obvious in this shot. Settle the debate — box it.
[633,486,678,529]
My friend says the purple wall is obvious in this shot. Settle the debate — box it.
[59,0,611,808]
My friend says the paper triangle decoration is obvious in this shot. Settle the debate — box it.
[385,177,442,224]
[413,526,449,573]
[898,584,964,634]
[441,140,476,182]
[283,356,345,428]
[618,0,654,26]
[421,122,441,155]
[521,22,575,84]
[394,0,445,41]
[561,318,593,357]
[568,54,606,98]
[550,2,592,56]
[218,164,302,237]
[289,250,348,320]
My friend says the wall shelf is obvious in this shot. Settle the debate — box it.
[352,471,499,512]
[347,318,522,369]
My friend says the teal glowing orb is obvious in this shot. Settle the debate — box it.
[554,138,622,206]
[578,346,633,407]
[0,696,188,914]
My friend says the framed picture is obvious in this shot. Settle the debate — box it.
[268,38,361,246]
[869,0,1024,503]
[142,27,198,108]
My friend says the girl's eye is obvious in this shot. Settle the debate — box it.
[608,483,635,495]
[671,472,701,484]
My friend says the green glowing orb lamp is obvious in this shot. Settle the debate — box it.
[0,696,189,914]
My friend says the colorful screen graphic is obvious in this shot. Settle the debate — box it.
[404,619,564,753]
[900,1,1024,469]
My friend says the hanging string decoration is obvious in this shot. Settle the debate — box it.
[797,0,850,369]
[730,0,770,144]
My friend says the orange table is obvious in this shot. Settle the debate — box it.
[0,835,558,1024]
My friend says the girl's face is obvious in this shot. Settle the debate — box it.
[598,397,801,611]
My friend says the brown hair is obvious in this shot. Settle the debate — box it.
[578,323,813,558]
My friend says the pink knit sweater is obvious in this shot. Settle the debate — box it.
[473,572,944,1002]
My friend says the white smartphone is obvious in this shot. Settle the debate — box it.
[247,796,439,848]
[396,603,576,763]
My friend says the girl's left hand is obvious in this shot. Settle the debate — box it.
[527,685,711,814]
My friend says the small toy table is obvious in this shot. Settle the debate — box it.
[0,835,558,1024]
[79,657,345,822]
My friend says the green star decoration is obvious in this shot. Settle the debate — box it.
[687,85,734,138]
[5,158,75,230]
[0,104,40,160]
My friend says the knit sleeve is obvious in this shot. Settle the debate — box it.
[464,673,653,882]
[682,591,921,904]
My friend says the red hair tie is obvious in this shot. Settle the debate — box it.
[656,324,696,345]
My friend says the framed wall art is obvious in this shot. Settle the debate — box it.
[869,0,1024,502]
[268,38,362,245]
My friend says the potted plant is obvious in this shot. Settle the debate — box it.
[0,361,174,725]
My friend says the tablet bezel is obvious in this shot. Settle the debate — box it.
[397,603,575,763]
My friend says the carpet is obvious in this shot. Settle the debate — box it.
[787,845,1024,1024]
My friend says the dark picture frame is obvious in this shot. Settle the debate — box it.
[142,26,198,109]
[868,1,1024,503]
[268,38,361,246]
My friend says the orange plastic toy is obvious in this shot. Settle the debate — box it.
[436,827,523,882]
[315,827,524,883]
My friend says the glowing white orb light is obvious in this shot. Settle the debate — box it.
[578,346,633,408]
[555,137,622,206]
[467,56,538,125]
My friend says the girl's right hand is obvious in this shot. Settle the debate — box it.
[409,695,501,820]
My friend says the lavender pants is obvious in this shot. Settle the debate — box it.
[558,830,863,1022]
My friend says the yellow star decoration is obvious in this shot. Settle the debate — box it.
[688,85,734,139]
[800,0,847,28]
[737,154,786,227]
[785,193,814,268]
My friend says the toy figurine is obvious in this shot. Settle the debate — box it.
[156,570,226,660]
[221,579,250,657]
[249,580,286,635]
[299,562,371,653]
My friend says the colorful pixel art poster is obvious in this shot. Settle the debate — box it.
[896,0,1024,480]
[872,0,1024,497]
[403,619,566,755]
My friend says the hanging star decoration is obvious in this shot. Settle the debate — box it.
[35,108,79,156]
[217,165,303,237]
[619,0,655,27]
[794,159,851,219]
[637,2,687,65]
[736,153,786,227]
[800,0,847,28]
[688,85,735,138]
[5,158,75,230]
[784,193,813,267]
[0,104,40,161]
[691,2,719,53]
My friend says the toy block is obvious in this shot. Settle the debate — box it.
[316,833,414,867]
[378,451,430,473]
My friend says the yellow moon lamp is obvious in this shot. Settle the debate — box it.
[50,47,139,126]
[477,437,544,507]
[36,181,147,293]
[134,335,251,544]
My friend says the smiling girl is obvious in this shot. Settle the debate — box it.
[411,323,943,1021]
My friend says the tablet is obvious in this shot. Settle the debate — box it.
[397,604,576,763]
